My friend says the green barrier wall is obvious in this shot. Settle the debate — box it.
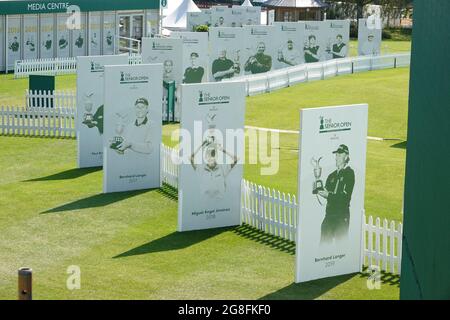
[400,0,450,300]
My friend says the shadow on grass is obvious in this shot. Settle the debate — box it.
[390,141,407,149]
[40,189,149,214]
[25,167,101,182]
[232,224,296,255]
[114,227,232,258]
[259,274,355,300]
[157,183,178,201]
[359,266,401,287]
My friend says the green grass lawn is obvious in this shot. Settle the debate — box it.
[0,47,410,299]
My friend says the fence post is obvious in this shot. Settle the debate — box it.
[18,268,32,300]
[394,57,397,69]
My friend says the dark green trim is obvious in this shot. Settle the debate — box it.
[0,0,159,15]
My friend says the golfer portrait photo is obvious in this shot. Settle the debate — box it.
[9,36,20,52]
[163,59,174,82]
[214,16,225,27]
[360,34,380,56]
[317,144,355,245]
[183,52,204,84]
[278,39,303,67]
[244,42,272,74]
[109,97,153,155]
[330,34,347,59]
[189,134,238,200]
[304,35,321,63]
[212,49,240,81]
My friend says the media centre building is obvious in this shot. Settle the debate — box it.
[0,0,162,71]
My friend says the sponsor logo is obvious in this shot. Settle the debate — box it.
[330,22,344,29]
[232,10,242,15]
[183,39,199,44]
[281,25,297,32]
[319,116,352,133]
[218,31,235,39]
[305,24,320,31]
[120,71,149,84]
[198,90,230,105]
[251,28,267,36]
[89,61,104,73]
[152,41,173,51]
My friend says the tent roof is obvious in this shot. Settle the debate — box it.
[241,0,254,7]
[163,0,201,29]
[263,0,327,8]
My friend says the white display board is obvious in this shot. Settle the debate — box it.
[358,19,382,56]
[103,12,116,55]
[40,14,54,59]
[244,7,261,26]
[304,21,327,63]
[56,13,70,58]
[326,20,350,60]
[23,15,38,60]
[295,104,368,283]
[230,7,246,27]
[72,13,87,57]
[186,11,212,32]
[208,27,244,81]
[141,37,183,84]
[103,64,163,193]
[243,25,278,75]
[0,16,4,71]
[7,15,21,69]
[211,6,232,27]
[171,31,209,84]
[273,22,305,69]
[178,81,246,231]
[76,54,129,168]
[89,12,101,56]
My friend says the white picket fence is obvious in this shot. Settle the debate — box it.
[159,144,403,274]
[227,53,411,96]
[26,90,76,109]
[362,215,403,275]
[160,144,179,189]
[14,57,77,78]
[0,106,76,138]
[14,54,143,78]
[24,89,177,122]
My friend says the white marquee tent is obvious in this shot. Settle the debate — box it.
[162,0,201,29]
[242,0,254,6]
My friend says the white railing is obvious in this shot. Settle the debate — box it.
[159,144,403,274]
[227,53,411,96]
[26,90,76,109]
[117,36,141,54]
[14,55,144,78]
[0,106,76,138]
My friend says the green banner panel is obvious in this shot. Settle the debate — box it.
[0,0,159,15]
[29,74,55,107]
[400,0,450,300]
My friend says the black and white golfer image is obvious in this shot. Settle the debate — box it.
[183,52,204,84]
[109,97,153,155]
[212,49,240,81]
[317,144,355,245]
[190,134,238,200]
